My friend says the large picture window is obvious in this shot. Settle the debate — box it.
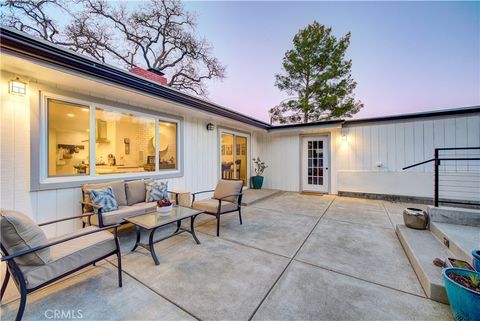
[44,95,181,182]
[95,108,156,174]
[48,99,90,176]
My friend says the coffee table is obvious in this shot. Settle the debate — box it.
[125,206,203,265]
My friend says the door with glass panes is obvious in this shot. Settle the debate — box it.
[302,136,329,192]
[220,131,249,186]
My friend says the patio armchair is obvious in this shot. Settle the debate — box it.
[0,209,122,321]
[191,179,243,236]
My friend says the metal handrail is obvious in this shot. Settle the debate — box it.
[402,157,480,170]
[402,147,480,207]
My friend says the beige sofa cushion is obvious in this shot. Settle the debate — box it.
[125,180,147,205]
[0,209,50,266]
[89,206,146,226]
[213,180,243,203]
[20,226,116,289]
[82,180,127,211]
[131,201,157,212]
[192,199,238,214]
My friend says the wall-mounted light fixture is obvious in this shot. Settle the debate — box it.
[206,123,215,131]
[9,77,27,96]
[341,128,349,142]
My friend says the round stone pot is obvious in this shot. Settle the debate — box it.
[403,208,428,230]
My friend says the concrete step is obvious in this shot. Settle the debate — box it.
[430,222,480,263]
[396,225,452,304]
[428,206,480,227]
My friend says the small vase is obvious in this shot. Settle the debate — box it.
[251,176,264,189]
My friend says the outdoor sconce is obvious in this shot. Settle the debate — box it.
[206,123,215,131]
[340,128,349,142]
[9,77,27,96]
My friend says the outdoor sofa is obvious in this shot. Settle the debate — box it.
[81,179,178,227]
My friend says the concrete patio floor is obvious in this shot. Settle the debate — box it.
[1,193,452,321]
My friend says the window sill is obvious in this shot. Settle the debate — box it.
[32,170,183,192]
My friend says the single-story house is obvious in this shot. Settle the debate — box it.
[1,27,479,237]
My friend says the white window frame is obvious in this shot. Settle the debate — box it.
[35,92,183,190]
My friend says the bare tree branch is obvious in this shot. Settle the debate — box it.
[1,0,225,97]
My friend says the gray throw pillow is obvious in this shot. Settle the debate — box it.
[0,209,51,266]
[146,181,169,202]
[125,180,147,205]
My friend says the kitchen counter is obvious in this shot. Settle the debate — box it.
[96,165,145,174]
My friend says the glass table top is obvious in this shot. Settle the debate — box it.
[124,206,203,230]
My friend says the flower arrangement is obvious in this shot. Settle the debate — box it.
[156,199,172,208]
[156,198,173,214]
[252,157,268,176]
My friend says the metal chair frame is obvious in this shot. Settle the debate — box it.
[1,214,122,321]
[192,181,244,236]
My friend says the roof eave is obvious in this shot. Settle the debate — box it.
[0,26,271,130]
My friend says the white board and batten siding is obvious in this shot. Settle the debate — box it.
[253,113,480,199]
[337,115,480,199]
[0,77,259,237]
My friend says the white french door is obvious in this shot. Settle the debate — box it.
[302,136,329,193]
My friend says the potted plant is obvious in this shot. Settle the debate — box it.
[251,157,268,189]
[472,249,480,272]
[442,267,480,321]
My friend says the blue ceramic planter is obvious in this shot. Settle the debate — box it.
[442,268,480,321]
[251,176,264,189]
[473,250,480,272]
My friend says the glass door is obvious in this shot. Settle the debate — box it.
[220,131,249,186]
[235,136,248,185]
[302,136,329,192]
[221,133,235,179]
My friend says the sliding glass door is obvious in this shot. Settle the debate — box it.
[220,131,249,186]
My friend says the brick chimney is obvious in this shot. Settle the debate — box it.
[130,67,167,85]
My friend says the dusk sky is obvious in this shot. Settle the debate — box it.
[182,1,479,122]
